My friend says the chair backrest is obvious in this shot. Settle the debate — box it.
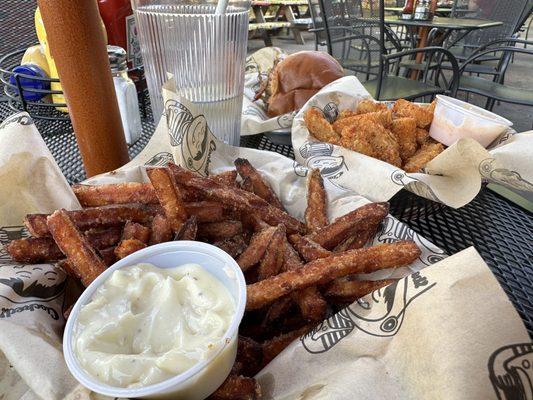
[307,0,328,44]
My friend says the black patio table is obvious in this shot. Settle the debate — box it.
[384,6,471,16]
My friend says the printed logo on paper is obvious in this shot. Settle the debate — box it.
[390,170,441,202]
[488,342,533,400]
[300,272,435,354]
[296,142,348,180]
[144,152,174,167]
[0,226,66,321]
[0,113,33,130]
[479,158,533,192]
[165,99,216,176]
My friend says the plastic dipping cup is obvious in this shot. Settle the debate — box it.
[132,1,250,146]
[63,241,247,399]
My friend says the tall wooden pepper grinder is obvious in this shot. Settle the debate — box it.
[37,0,130,177]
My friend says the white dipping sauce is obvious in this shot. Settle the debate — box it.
[73,263,235,388]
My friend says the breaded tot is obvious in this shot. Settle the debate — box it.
[339,124,375,159]
[370,125,402,167]
[338,109,358,119]
[391,117,417,161]
[304,108,340,143]
[333,110,392,134]
[356,99,388,114]
[403,141,445,172]
[392,99,434,128]
[415,128,430,146]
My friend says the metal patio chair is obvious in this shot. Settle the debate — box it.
[307,0,327,50]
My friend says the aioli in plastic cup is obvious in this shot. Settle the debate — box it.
[63,241,246,399]
[132,0,250,146]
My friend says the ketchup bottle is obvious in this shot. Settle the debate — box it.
[401,0,415,19]
[98,0,142,69]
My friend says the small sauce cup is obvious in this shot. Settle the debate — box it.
[429,95,513,148]
[63,241,246,399]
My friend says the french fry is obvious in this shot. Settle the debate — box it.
[6,238,66,263]
[403,141,445,173]
[84,226,123,249]
[147,167,188,233]
[237,226,277,271]
[262,325,313,366]
[122,221,151,244]
[234,158,285,210]
[56,259,79,278]
[304,169,328,232]
[24,205,158,237]
[324,278,395,304]
[240,176,254,192]
[208,375,261,400]
[149,214,173,245]
[246,241,420,310]
[289,234,331,262]
[212,234,248,258]
[72,182,157,206]
[185,201,226,223]
[198,220,243,241]
[261,296,294,328]
[303,108,340,144]
[175,216,198,241]
[333,225,377,252]
[114,239,147,260]
[168,163,305,234]
[237,336,263,377]
[257,225,285,281]
[47,209,107,286]
[212,170,238,187]
[98,246,117,266]
[307,202,389,250]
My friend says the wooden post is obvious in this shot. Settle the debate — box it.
[37,0,130,177]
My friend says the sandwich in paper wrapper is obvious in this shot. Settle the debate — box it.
[0,80,530,399]
[243,49,533,208]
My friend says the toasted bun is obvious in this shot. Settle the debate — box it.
[267,51,344,117]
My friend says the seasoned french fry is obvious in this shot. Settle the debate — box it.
[212,234,248,258]
[185,201,226,223]
[303,108,340,144]
[240,176,254,192]
[149,214,173,245]
[98,246,117,266]
[114,239,147,259]
[175,216,198,241]
[237,336,263,377]
[246,241,420,310]
[6,237,66,263]
[261,296,294,329]
[262,325,313,366]
[208,375,261,400]
[212,170,238,187]
[391,117,418,161]
[72,182,157,206]
[403,141,445,173]
[305,169,328,232]
[47,209,106,286]
[235,158,285,210]
[333,225,377,252]
[56,259,79,278]
[324,278,395,304]
[122,221,151,244]
[289,234,331,262]
[147,167,188,233]
[307,202,389,250]
[198,220,243,241]
[84,226,123,249]
[237,226,277,271]
[168,163,305,234]
[24,205,158,237]
[392,99,433,128]
[257,225,285,281]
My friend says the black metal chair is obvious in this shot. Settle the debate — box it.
[318,0,460,101]
[307,0,328,50]
[457,38,533,121]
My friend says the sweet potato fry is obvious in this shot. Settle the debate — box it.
[356,99,388,114]
[289,234,331,262]
[240,176,254,192]
[246,241,420,310]
[175,216,198,241]
[261,296,294,329]
[403,141,444,173]
[6,238,65,263]
[169,163,305,234]
[148,214,173,245]
[24,204,158,237]
[185,201,226,223]
[307,202,389,250]
[237,226,277,271]
[303,108,340,144]
[235,158,285,210]
[262,325,313,366]
[212,170,238,187]
[208,375,261,400]
[122,221,151,244]
[147,167,188,233]
[98,246,117,266]
[72,182,157,206]
[257,225,285,281]
[85,226,123,249]
[324,278,395,304]
[47,209,106,286]
[333,224,377,252]
[114,239,146,259]
[305,169,328,232]
[237,336,263,377]
[212,234,248,258]
[56,259,79,278]
[198,220,243,241]
[391,117,418,161]
[392,99,433,128]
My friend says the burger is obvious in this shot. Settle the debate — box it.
[255,51,344,117]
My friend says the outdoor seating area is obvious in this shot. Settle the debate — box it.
[0,1,532,399]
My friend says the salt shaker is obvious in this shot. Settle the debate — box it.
[108,45,142,145]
